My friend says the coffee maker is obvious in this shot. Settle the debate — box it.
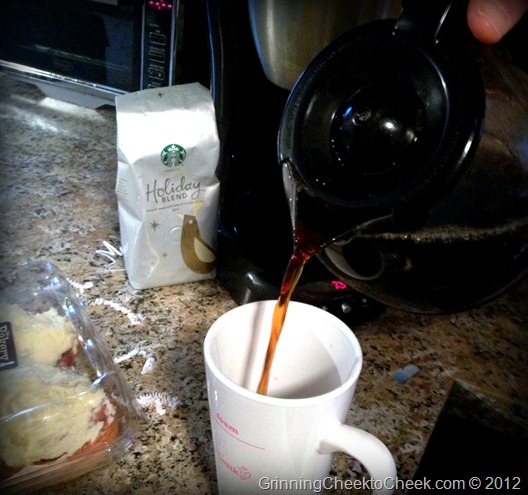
[206,0,528,318]
[205,0,404,322]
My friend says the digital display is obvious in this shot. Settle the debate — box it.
[148,0,172,10]
[331,280,347,290]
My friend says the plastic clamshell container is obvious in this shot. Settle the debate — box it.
[0,261,143,494]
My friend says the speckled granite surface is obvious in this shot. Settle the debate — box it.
[0,74,527,495]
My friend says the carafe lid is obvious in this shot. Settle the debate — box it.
[279,0,485,215]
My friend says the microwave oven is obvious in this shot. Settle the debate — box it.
[0,0,208,108]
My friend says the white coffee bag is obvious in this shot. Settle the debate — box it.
[115,83,220,289]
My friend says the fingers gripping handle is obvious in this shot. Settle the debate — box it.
[319,424,397,495]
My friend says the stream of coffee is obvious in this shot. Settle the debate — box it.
[257,218,328,395]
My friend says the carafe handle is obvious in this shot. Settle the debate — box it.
[394,0,465,43]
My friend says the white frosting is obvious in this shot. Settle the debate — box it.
[0,303,115,469]
[0,365,113,467]
[0,303,78,366]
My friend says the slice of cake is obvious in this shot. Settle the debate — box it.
[0,303,118,481]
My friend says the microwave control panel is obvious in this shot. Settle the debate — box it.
[142,0,179,89]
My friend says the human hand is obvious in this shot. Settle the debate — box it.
[467,0,528,43]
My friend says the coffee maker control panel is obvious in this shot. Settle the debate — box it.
[293,278,385,325]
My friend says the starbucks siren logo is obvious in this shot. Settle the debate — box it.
[161,144,186,168]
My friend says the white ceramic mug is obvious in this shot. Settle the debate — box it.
[204,300,396,494]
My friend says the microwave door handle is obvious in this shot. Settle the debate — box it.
[86,0,126,6]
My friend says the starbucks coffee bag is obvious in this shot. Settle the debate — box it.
[115,83,220,289]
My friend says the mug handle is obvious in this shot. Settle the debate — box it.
[319,423,397,495]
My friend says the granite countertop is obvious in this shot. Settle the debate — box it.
[1,74,527,495]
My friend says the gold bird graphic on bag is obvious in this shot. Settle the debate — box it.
[181,214,216,274]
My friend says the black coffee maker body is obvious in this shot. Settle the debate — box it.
[206,0,399,322]
[206,0,528,316]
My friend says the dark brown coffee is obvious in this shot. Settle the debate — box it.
[257,216,327,395]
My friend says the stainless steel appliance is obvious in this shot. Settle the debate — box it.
[0,0,208,108]
[248,0,402,91]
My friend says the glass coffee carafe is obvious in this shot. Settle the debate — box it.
[278,0,528,313]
